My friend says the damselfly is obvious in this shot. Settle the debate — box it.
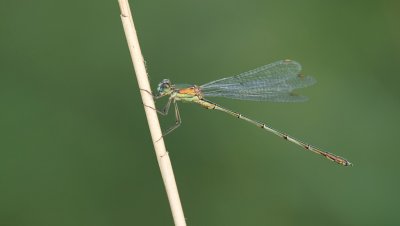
[146,60,351,166]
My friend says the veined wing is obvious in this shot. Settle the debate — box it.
[200,60,316,102]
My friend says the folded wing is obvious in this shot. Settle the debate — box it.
[200,60,316,102]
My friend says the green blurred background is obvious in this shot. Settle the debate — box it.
[1,0,400,225]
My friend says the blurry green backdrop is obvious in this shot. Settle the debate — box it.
[1,0,400,225]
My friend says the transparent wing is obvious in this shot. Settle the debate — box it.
[200,60,316,102]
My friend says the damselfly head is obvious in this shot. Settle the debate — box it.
[157,79,173,96]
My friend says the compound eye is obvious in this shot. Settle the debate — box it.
[157,79,171,94]
[162,79,171,86]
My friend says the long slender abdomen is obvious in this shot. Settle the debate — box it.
[197,99,352,166]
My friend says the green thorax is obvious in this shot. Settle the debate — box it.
[173,83,202,103]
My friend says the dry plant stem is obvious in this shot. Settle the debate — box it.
[118,0,186,225]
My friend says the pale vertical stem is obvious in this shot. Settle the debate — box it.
[118,1,186,225]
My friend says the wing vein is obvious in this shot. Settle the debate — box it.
[200,60,316,102]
